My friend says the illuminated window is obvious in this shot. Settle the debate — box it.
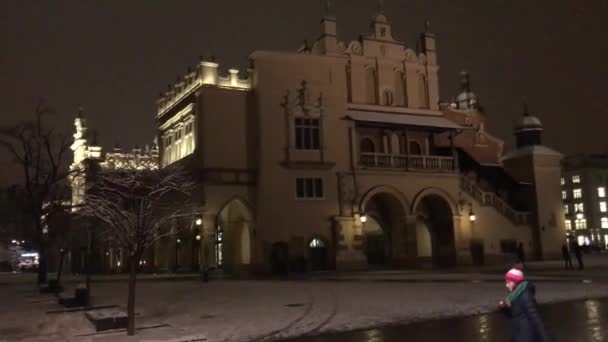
[561,178,565,186]
[565,220,572,230]
[572,175,581,183]
[601,202,607,213]
[573,189,582,199]
[602,217,608,229]
[575,203,584,213]
[309,238,325,248]
[295,118,320,150]
[575,219,587,229]
[577,236,585,246]
[564,204,569,214]
[562,191,567,200]
[599,187,606,198]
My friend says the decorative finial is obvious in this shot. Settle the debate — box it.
[459,70,470,91]
[522,100,529,116]
[323,0,333,16]
[425,19,431,32]
[377,0,385,14]
[77,106,84,118]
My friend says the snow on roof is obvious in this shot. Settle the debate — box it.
[345,110,463,129]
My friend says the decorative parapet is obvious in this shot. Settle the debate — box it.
[460,177,531,225]
[156,58,252,118]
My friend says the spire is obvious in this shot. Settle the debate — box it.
[522,100,530,117]
[459,70,471,92]
[77,106,84,118]
[377,0,385,14]
[425,19,431,33]
[323,0,333,17]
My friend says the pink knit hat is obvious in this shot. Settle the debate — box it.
[505,268,524,284]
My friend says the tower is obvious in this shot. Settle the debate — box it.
[502,103,565,260]
[419,20,440,110]
[317,0,338,55]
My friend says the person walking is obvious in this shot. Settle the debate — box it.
[516,242,526,268]
[561,244,573,270]
[499,266,551,342]
[573,242,584,270]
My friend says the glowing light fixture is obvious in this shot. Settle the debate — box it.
[360,215,367,223]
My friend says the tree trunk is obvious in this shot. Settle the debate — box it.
[37,229,47,284]
[85,227,93,304]
[127,255,138,336]
[56,250,66,288]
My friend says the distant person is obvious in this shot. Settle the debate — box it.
[516,242,526,268]
[572,242,584,270]
[499,266,551,342]
[561,244,573,270]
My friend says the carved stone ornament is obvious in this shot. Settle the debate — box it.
[338,173,356,203]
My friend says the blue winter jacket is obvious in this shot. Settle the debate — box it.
[503,282,551,342]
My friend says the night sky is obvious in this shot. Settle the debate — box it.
[1,0,607,184]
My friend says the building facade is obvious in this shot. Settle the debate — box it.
[562,154,608,249]
[73,8,567,274]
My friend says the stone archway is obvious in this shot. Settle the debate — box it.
[360,187,410,267]
[216,198,254,273]
[413,191,457,268]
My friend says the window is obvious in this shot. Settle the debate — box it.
[599,187,606,198]
[575,219,587,229]
[602,218,608,229]
[601,202,607,213]
[572,175,581,183]
[561,178,565,186]
[573,189,582,199]
[562,191,567,200]
[296,178,323,199]
[575,203,584,213]
[383,90,394,106]
[577,236,585,246]
[564,204,569,214]
[309,238,325,248]
[409,141,422,155]
[565,220,572,230]
[360,138,375,153]
[295,118,320,150]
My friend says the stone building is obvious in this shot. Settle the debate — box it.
[73,7,566,274]
[561,154,608,248]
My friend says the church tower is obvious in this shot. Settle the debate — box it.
[317,0,338,55]
[502,104,565,260]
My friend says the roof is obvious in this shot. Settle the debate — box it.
[345,110,463,129]
[515,115,543,132]
[501,145,563,161]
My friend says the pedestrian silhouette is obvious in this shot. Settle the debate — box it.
[516,242,526,268]
[572,242,584,270]
[562,244,573,270]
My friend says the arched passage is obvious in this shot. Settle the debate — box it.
[360,188,409,267]
[308,238,328,271]
[414,193,457,268]
[215,198,253,273]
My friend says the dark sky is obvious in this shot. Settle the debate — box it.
[1,0,607,184]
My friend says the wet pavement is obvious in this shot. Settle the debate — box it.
[285,298,608,342]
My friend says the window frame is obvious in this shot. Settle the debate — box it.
[294,117,321,151]
[295,177,324,200]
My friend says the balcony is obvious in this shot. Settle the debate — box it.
[359,152,457,172]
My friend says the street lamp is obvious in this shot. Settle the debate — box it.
[469,203,476,222]
[359,214,367,223]
[195,217,202,226]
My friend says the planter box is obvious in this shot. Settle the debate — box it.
[85,308,128,332]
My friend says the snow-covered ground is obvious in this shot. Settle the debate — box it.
[1,270,607,342]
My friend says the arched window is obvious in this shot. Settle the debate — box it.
[418,73,429,108]
[382,90,394,106]
[394,71,406,106]
[309,238,325,248]
[360,138,375,153]
[365,68,377,104]
[409,141,422,155]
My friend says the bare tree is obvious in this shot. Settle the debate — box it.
[0,101,77,284]
[78,165,193,336]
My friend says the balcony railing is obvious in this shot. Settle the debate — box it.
[359,152,456,172]
[460,177,531,225]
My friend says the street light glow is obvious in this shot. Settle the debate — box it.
[195,218,203,226]
[360,215,367,223]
